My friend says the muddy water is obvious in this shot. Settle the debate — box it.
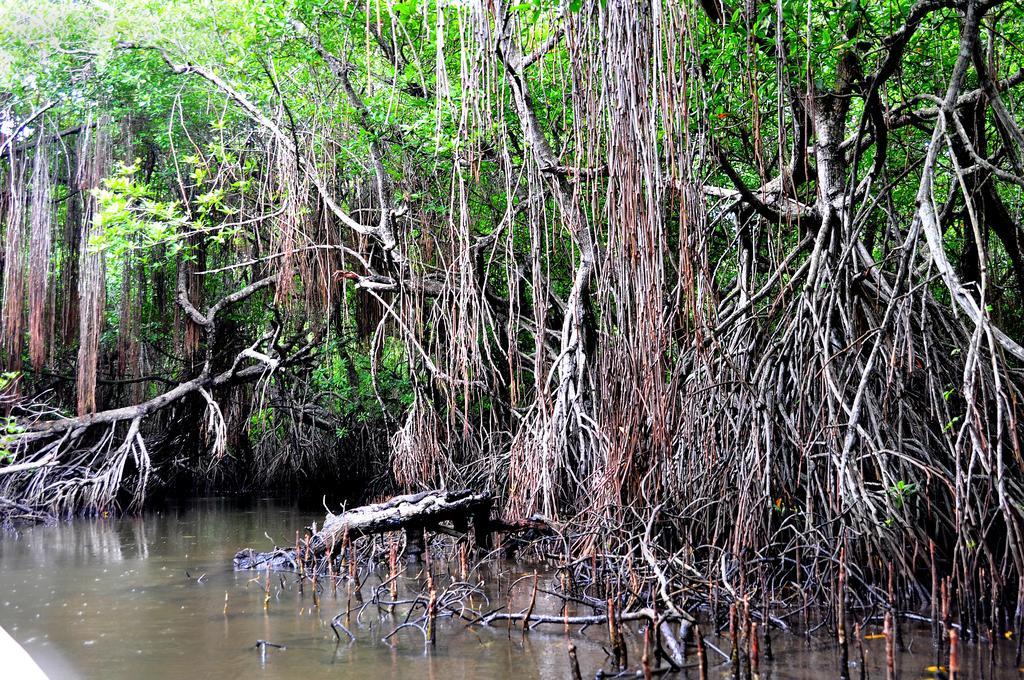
[0,499,1019,679]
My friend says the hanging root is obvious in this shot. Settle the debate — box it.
[2,0,1024,645]
[0,416,150,515]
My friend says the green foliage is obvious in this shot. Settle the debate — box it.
[888,479,918,509]
[92,158,245,260]
[2,0,1023,505]
[310,336,414,422]
[92,161,187,258]
[0,373,23,464]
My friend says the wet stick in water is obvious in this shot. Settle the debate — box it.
[749,622,759,678]
[388,537,398,602]
[988,625,996,678]
[606,597,616,663]
[710,580,718,632]
[327,536,336,596]
[642,625,652,680]
[838,547,849,680]
[616,615,628,669]
[568,641,583,680]
[339,528,348,577]
[347,531,356,579]
[729,603,740,680]
[884,612,895,680]
[1016,608,1023,668]
[426,577,437,646]
[940,577,950,668]
[695,624,708,680]
[949,627,959,679]
[941,578,950,634]
[658,620,686,669]
[887,562,903,651]
[522,570,538,638]
[560,570,569,630]
[742,599,752,680]
[607,597,625,670]
[760,579,773,662]
[801,587,810,639]
[931,540,940,649]
[854,622,866,680]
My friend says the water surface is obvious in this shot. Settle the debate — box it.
[1,499,1020,679]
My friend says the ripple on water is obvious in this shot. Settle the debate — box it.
[5,499,1018,680]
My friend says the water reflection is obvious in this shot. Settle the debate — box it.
[0,499,614,680]
[1,499,1021,679]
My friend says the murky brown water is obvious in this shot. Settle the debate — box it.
[1,499,1021,679]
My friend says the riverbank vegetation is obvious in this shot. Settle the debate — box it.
[3,0,1024,650]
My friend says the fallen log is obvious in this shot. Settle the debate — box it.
[308,488,494,554]
[234,489,495,571]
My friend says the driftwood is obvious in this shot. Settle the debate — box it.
[309,488,493,553]
[234,489,496,570]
